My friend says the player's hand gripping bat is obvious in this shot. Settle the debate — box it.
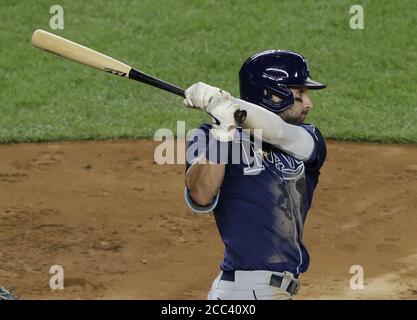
[31,29,247,124]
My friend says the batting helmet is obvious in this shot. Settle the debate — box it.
[239,49,326,113]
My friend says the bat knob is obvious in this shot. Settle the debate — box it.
[234,110,247,125]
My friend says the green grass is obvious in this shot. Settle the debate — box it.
[0,0,416,143]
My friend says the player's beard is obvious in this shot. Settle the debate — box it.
[298,111,308,124]
[278,107,308,125]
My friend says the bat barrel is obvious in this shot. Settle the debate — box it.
[32,29,132,77]
[32,29,246,124]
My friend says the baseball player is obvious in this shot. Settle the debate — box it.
[183,50,327,300]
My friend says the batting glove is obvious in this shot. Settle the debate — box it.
[183,82,229,109]
[206,95,239,142]
[184,82,239,141]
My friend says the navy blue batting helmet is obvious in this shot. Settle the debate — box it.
[239,49,326,113]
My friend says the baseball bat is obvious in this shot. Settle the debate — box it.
[31,29,246,124]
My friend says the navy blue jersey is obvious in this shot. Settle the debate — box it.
[185,123,326,275]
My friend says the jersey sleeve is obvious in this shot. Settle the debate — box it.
[300,124,327,172]
[183,186,220,214]
[185,124,209,173]
[185,124,230,172]
[184,123,227,214]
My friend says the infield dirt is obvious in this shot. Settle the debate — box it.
[0,139,416,299]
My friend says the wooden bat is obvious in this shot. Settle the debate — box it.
[31,29,246,123]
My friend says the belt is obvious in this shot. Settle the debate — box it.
[220,270,300,296]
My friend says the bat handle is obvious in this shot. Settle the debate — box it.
[129,69,247,124]
[234,109,247,124]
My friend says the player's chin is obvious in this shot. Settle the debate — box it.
[297,112,308,124]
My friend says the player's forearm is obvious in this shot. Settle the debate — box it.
[186,162,226,206]
[236,98,314,161]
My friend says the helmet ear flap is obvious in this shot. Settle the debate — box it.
[260,84,294,113]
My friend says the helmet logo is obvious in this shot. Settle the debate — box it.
[265,68,289,76]
[262,68,289,81]
[264,68,289,81]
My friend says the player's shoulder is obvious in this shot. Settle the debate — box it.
[300,123,327,170]
[300,123,325,144]
[300,123,321,137]
[189,123,245,139]
[187,123,211,139]
[198,123,213,130]
[192,123,212,135]
[186,123,213,149]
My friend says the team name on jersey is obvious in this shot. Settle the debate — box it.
[235,134,305,180]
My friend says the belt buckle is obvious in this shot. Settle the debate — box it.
[293,281,301,295]
[282,271,300,296]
